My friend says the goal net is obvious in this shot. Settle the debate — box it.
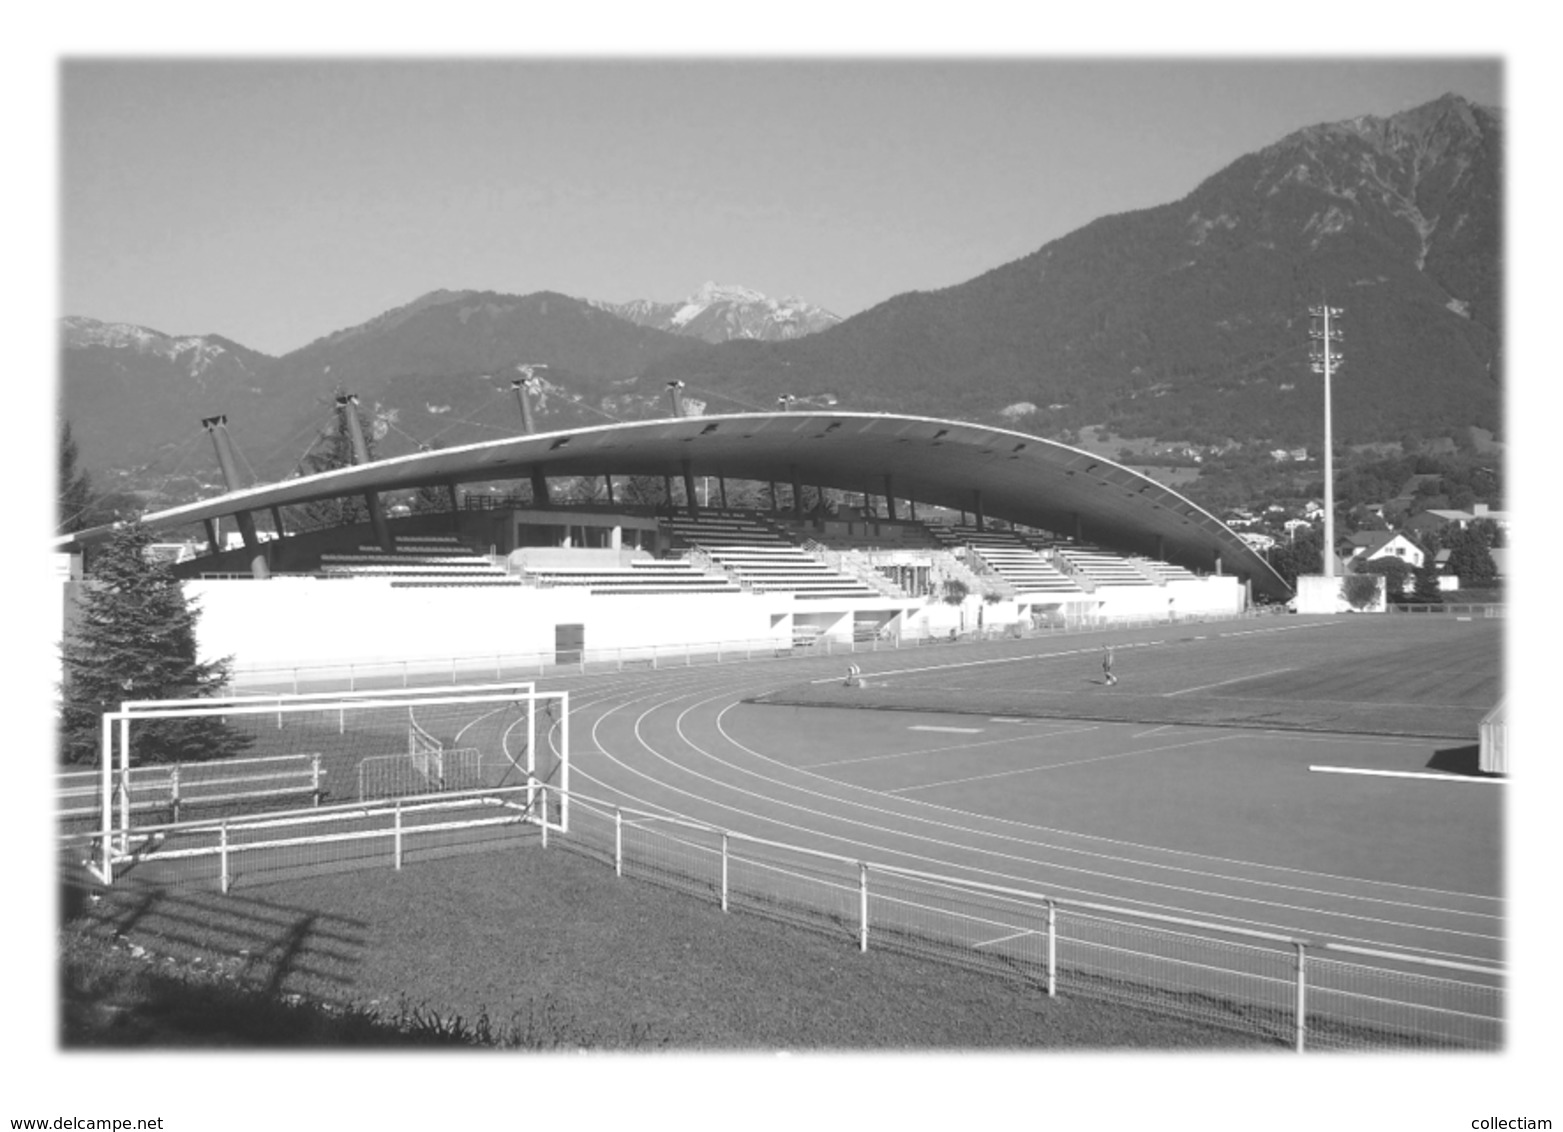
[77,682,569,884]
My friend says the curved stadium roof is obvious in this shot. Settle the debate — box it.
[60,411,1291,600]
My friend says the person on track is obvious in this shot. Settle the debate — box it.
[1102,644,1118,686]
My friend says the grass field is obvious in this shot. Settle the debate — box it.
[62,848,1267,1050]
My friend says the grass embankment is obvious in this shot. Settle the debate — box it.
[62,846,1270,1050]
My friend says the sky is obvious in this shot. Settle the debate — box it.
[61,57,1504,355]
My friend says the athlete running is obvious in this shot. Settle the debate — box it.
[1102,645,1118,686]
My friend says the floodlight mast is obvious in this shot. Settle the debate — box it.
[511,364,547,434]
[1308,303,1343,579]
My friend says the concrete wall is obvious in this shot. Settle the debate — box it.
[187,578,786,671]
[1295,574,1386,614]
[182,570,1248,678]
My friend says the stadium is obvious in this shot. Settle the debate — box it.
[55,402,1504,1052]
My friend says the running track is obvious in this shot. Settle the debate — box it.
[530,635,1503,971]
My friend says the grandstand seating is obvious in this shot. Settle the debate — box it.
[318,535,523,586]
[926,524,1082,595]
[1129,557,1200,584]
[661,512,882,599]
[1053,543,1156,588]
[519,557,742,596]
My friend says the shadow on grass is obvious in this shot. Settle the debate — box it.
[58,861,669,1049]
[60,929,666,1049]
[60,864,366,997]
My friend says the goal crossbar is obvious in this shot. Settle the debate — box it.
[89,686,567,885]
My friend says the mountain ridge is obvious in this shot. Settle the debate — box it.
[60,93,1501,508]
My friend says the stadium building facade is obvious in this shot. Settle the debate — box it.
[57,412,1289,677]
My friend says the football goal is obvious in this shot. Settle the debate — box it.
[81,682,568,885]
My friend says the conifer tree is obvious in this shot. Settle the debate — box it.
[1410,558,1444,605]
[58,421,96,535]
[59,521,247,766]
[295,394,376,529]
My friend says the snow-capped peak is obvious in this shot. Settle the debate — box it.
[592,282,841,343]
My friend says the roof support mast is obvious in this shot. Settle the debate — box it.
[201,415,269,579]
[337,395,393,553]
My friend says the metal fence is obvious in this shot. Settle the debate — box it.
[64,779,1501,1051]
[1387,603,1505,617]
[558,790,1503,1052]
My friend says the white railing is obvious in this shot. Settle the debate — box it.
[223,610,1264,694]
[73,780,1503,1052]
[58,752,325,824]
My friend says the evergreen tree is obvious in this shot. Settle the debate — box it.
[1445,527,1498,587]
[295,395,376,529]
[1264,528,1323,588]
[59,521,246,766]
[58,421,96,535]
[1410,558,1444,604]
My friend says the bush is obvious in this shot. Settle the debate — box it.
[1340,574,1381,611]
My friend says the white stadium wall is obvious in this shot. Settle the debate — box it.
[186,578,786,673]
[183,569,1248,679]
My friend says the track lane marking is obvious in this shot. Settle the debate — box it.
[886,732,1244,793]
[549,667,1506,962]
[608,693,1505,957]
[1311,766,1505,784]
[1163,667,1296,697]
[803,724,1100,770]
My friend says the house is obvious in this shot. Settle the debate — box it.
[1402,504,1510,537]
[1238,532,1277,551]
[1434,546,1508,589]
[1346,531,1425,569]
[1283,518,1313,538]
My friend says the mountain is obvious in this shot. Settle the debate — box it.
[591,281,842,343]
[637,94,1501,449]
[59,293,711,492]
[60,94,1502,505]
[58,317,277,487]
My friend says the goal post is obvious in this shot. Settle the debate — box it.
[83,683,567,884]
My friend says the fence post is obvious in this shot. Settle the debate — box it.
[1294,941,1307,1053]
[393,800,403,870]
[219,821,230,894]
[99,715,114,885]
[118,715,131,853]
[859,863,869,953]
[615,808,623,877]
[311,754,322,806]
[1046,900,1057,997]
[540,786,549,849]
[721,834,729,912]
